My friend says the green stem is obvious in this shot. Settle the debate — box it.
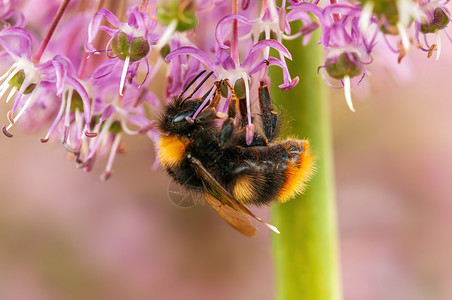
[269,35,342,299]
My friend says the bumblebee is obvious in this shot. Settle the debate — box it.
[157,71,314,237]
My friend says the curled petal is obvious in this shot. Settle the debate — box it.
[250,57,298,90]
[215,14,254,49]
[165,46,214,70]
[94,104,115,131]
[214,50,235,70]
[241,39,292,69]
[2,9,25,27]
[0,27,32,59]
[52,60,67,96]
[86,9,124,52]
[288,3,327,26]
[65,76,92,124]
[323,3,360,17]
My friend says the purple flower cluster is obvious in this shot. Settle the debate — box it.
[0,0,450,179]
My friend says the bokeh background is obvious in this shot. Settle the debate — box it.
[2,9,452,300]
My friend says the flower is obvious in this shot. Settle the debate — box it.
[72,76,159,180]
[415,0,452,60]
[290,2,376,111]
[86,6,158,95]
[0,27,91,137]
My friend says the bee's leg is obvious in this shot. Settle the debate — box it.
[219,96,239,146]
[237,97,249,128]
[258,82,278,142]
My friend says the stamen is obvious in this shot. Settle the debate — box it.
[119,55,130,96]
[427,44,437,58]
[0,67,20,99]
[7,110,14,125]
[7,89,38,131]
[86,118,114,160]
[343,76,355,112]
[359,2,374,33]
[436,31,442,61]
[2,124,13,137]
[243,75,251,126]
[397,21,410,52]
[100,133,122,182]
[156,19,177,48]
[63,89,72,127]
[246,123,254,145]
[5,88,16,103]
[42,94,66,142]
[61,125,69,144]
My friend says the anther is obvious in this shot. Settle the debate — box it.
[2,124,13,138]
[40,138,49,143]
[85,131,98,138]
[100,171,112,182]
[7,110,14,125]
[427,44,437,58]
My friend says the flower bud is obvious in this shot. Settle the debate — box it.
[8,70,36,94]
[109,120,122,134]
[111,31,130,60]
[359,0,414,34]
[325,52,362,80]
[234,78,246,99]
[70,92,85,112]
[130,37,150,60]
[160,44,171,59]
[219,80,229,98]
[157,0,198,32]
[258,30,277,42]
[420,8,450,34]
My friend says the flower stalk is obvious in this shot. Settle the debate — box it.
[270,33,342,299]
[31,0,72,64]
[231,0,240,65]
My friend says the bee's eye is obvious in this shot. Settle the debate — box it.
[173,114,186,123]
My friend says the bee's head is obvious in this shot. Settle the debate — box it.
[158,97,202,135]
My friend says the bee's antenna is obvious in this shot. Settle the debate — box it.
[179,70,207,99]
[182,71,215,103]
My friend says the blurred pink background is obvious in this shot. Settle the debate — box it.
[1,34,452,300]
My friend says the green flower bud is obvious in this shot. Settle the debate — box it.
[109,120,122,134]
[233,78,246,99]
[219,80,229,98]
[111,31,130,60]
[258,30,278,42]
[8,70,36,94]
[130,37,150,60]
[160,44,171,59]
[325,53,362,80]
[70,92,84,112]
[420,8,450,34]
[157,0,198,32]
[359,0,415,33]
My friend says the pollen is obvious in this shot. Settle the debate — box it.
[278,140,315,202]
[158,135,189,167]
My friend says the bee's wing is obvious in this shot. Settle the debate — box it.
[204,193,257,237]
[189,156,280,235]
[167,179,198,208]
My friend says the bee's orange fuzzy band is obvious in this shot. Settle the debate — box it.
[158,135,188,167]
[277,140,315,202]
